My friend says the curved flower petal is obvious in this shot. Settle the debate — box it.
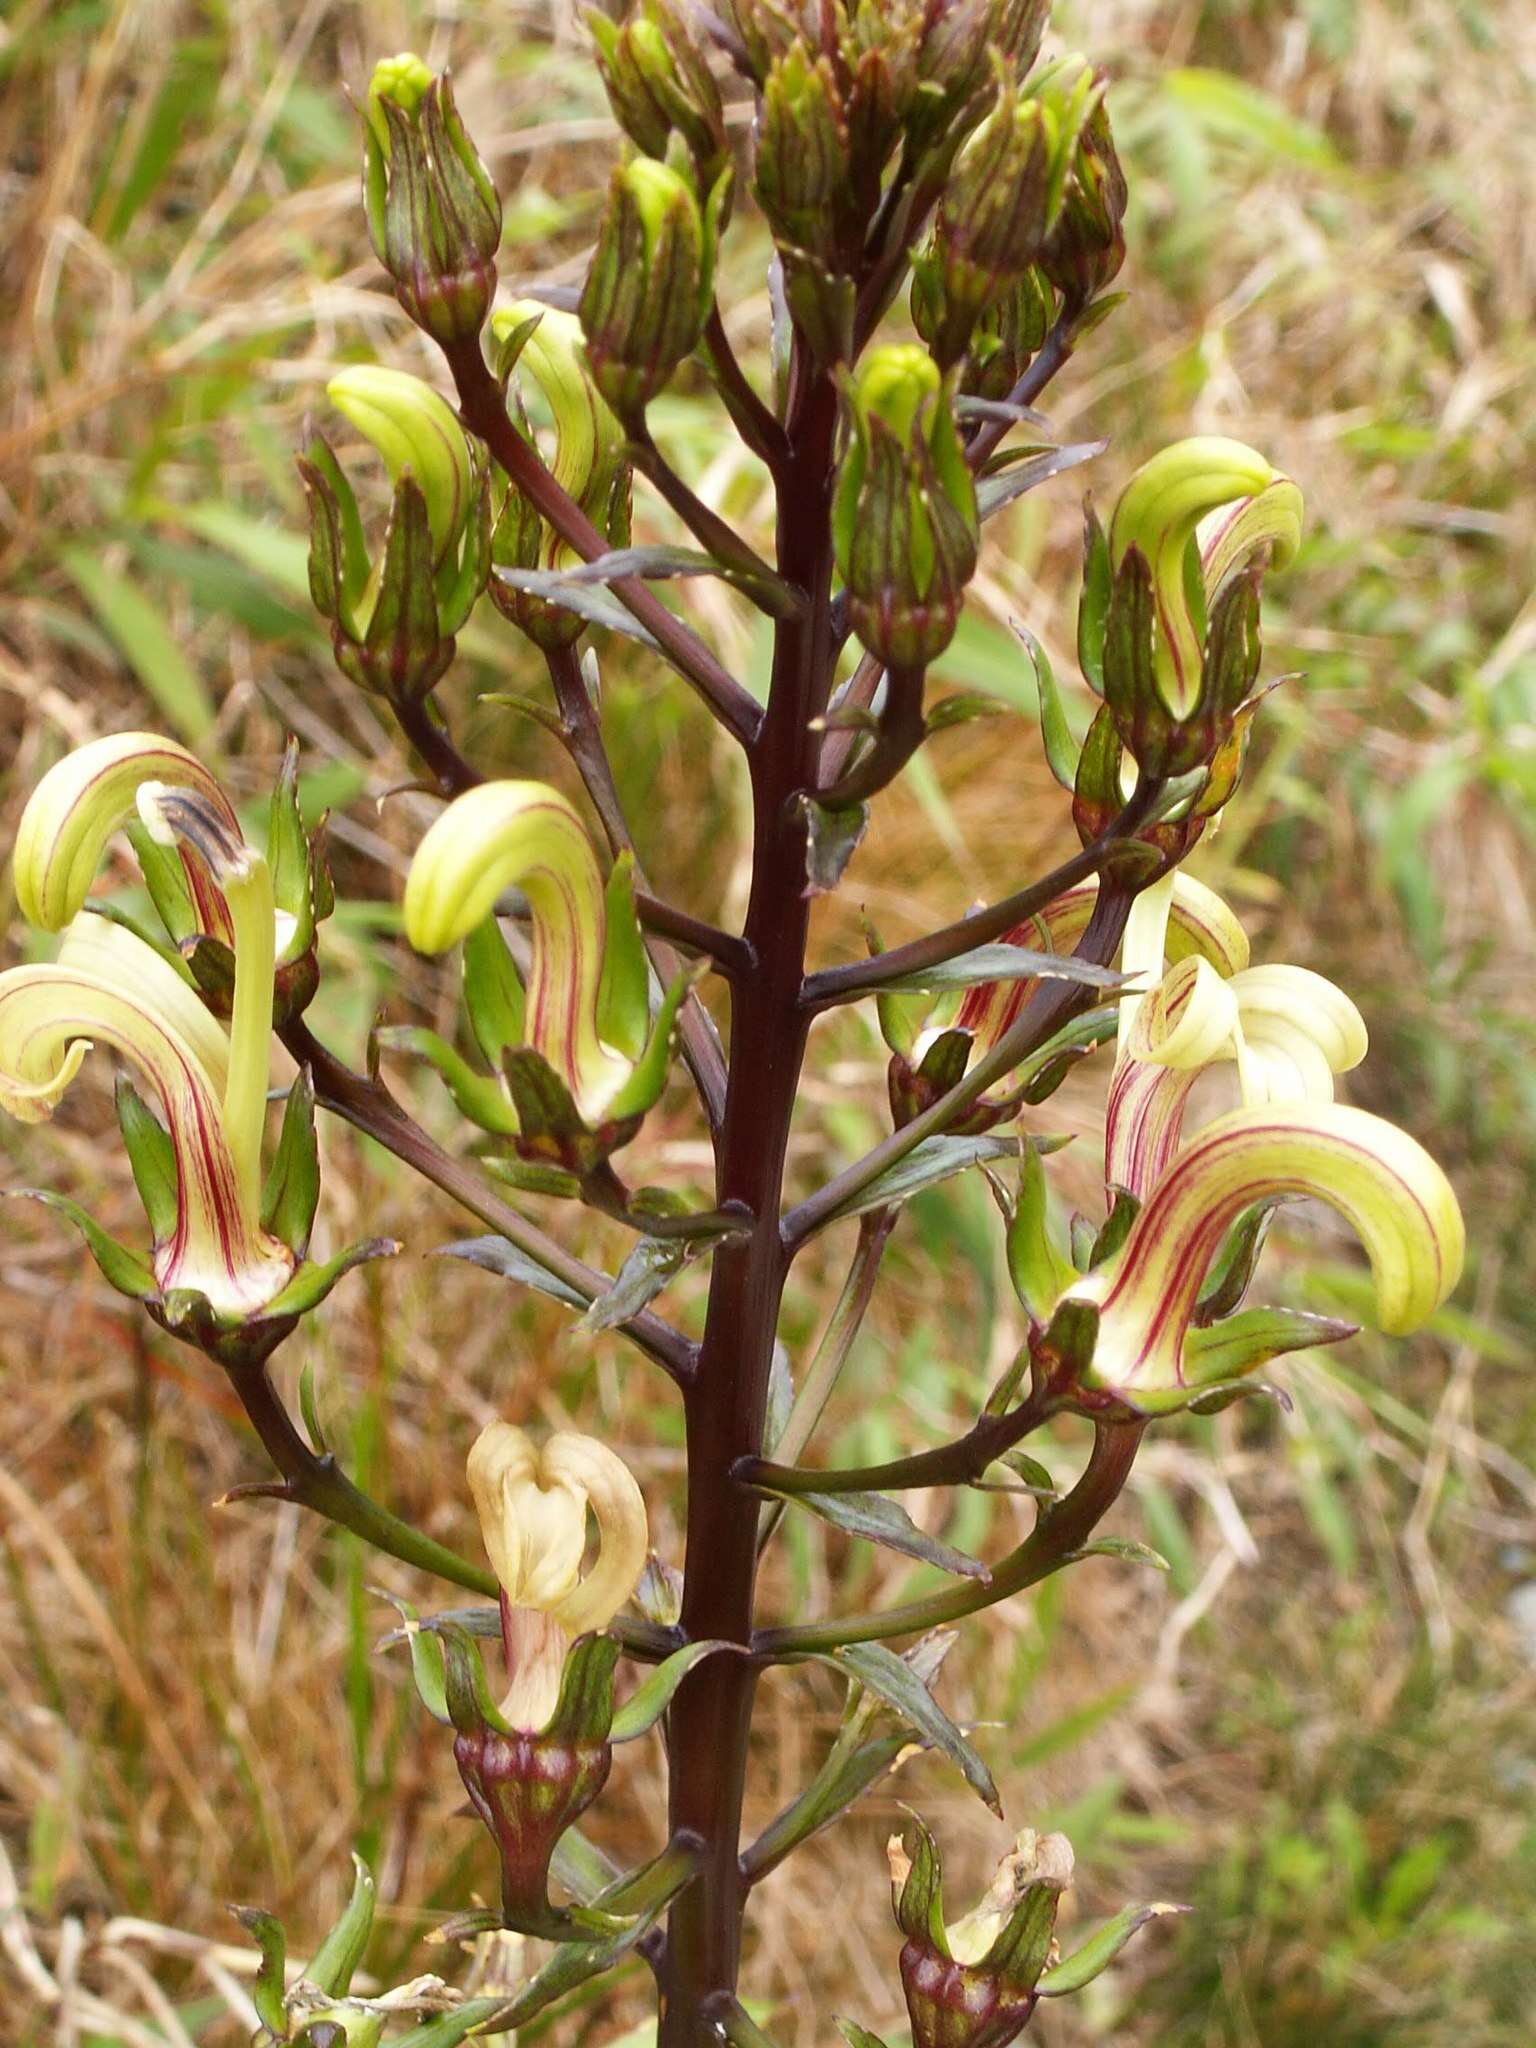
[467,1421,589,1610]
[492,300,626,512]
[1106,951,1369,1196]
[0,951,292,1317]
[541,1434,648,1635]
[327,365,474,568]
[403,781,632,1121]
[1109,437,1300,717]
[14,731,238,941]
[56,913,231,1096]
[1072,1101,1465,1394]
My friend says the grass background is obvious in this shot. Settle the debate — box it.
[2,0,1535,2041]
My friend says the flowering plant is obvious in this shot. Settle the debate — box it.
[3,9,1465,2044]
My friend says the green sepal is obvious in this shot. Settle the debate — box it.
[433,1619,514,1737]
[543,1631,622,1747]
[8,1189,156,1303]
[1183,1305,1357,1386]
[596,851,650,1063]
[1034,1295,1100,1386]
[298,1360,327,1450]
[378,1592,450,1724]
[837,2025,892,2048]
[259,1238,400,1322]
[1070,702,1126,844]
[1006,1141,1079,1324]
[437,470,492,636]
[1202,564,1263,718]
[461,915,526,1068]
[305,1854,376,1998]
[979,1877,1065,1992]
[1036,1902,1188,1996]
[1089,1187,1141,1269]
[484,1155,584,1200]
[375,1024,521,1136]
[261,1067,321,1256]
[124,818,199,944]
[363,477,450,701]
[1069,1211,1097,1270]
[115,1076,179,1246]
[300,434,370,626]
[779,1488,990,1584]
[230,1906,289,2038]
[1193,1200,1275,1325]
[895,1816,950,1952]
[1026,632,1081,790]
[610,1640,731,1743]
[1077,500,1111,694]
[604,966,695,1121]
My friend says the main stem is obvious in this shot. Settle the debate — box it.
[658,356,840,2041]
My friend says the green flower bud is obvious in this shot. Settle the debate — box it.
[832,344,979,666]
[587,0,729,193]
[301,367,489,701]
[361,54,501,344]
[578,157,724,416]
[487,303,631,651]
[1039,64,1127,314]
[754,43,853,267]
[920,68,1058,365]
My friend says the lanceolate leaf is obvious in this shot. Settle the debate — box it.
[435,1233,591,1311]
[577,1233,689,1333]
[824,1643,1002,1815]
[878,946,1126,995]
[823,1134,1039,1226]
[976,440,1108,522]
[773,1487,991,1582]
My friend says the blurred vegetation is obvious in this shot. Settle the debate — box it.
[1,0,1533,2043]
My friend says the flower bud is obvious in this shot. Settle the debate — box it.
[754,43,852,269]
[921,69,1056,366]
[487,303,631,652]
[362,55,501,343]
[1039,66,1127,314]
[587,0,729,193]
[832,345,979,666]
[578,157,724,417]
[302,367,489,701]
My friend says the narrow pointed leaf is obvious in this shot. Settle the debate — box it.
[305,1854,376,1997]
[8,1190,156,1302]
[435,1234,591,1311]
[776,1488,991,1583]
[826,1643,1001,1816]
[879,946,1126,995]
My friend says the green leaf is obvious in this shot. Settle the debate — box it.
[59,548,216,742]
[435,1234,591,1311]
[577,1234,689,1334]
[1036,1901,1188,1995]
[1065,1536,1170,1573]
[605,967,695,1120]
[976,439,1106,521]
[1164,67,1341,170]
[610,1640,736,1743]
[776,1488,991,1583]
[878,945,1126,995]
[822,1134,1032,1227]
[801,797,868,895]
[7,1190,155,1303]
[826,1643,1001,1815]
